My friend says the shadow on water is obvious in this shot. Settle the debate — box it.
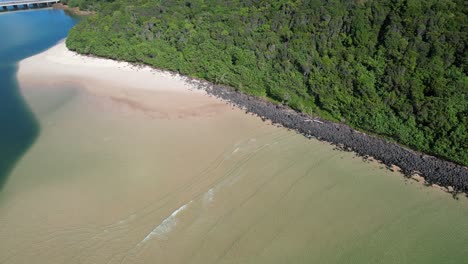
[0,9,77,191]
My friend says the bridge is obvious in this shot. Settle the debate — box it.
[1,0,60,11]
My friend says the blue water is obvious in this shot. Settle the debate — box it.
[0,9,77,190]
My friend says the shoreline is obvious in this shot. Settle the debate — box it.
[18,40,207,96]
[52,3,94,16]
[18,40,468,195]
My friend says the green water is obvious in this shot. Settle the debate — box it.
[0,9,77,189]
[1,82,466,264]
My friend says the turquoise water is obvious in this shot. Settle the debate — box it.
[0,9,77,190]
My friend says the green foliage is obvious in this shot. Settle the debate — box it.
[63,0,114,10]
[67,0,468,165]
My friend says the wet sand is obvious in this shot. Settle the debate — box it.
[1,41,467,263]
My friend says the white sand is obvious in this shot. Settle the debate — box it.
[17,39,233,120]
[17,39,205,95]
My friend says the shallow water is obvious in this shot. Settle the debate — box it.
[1,83,467,264]
[1,8,468,264]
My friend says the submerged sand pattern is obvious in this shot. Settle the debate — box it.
[0,41,467,264]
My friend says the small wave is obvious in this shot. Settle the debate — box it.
[139,201,193,244]
[204,188,215,205]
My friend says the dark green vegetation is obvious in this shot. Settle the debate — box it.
[65,0,467,165]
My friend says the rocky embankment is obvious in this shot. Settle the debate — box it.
[188,80,468,195]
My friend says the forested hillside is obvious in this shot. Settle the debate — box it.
[64,0,467,165]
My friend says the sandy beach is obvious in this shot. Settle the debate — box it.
[17,40,232,120]
[18,40,198,93]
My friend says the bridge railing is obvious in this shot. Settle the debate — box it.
[1,0,60,11]
[1,0,59,5]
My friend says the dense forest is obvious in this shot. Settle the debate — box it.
[64,0,467,166]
